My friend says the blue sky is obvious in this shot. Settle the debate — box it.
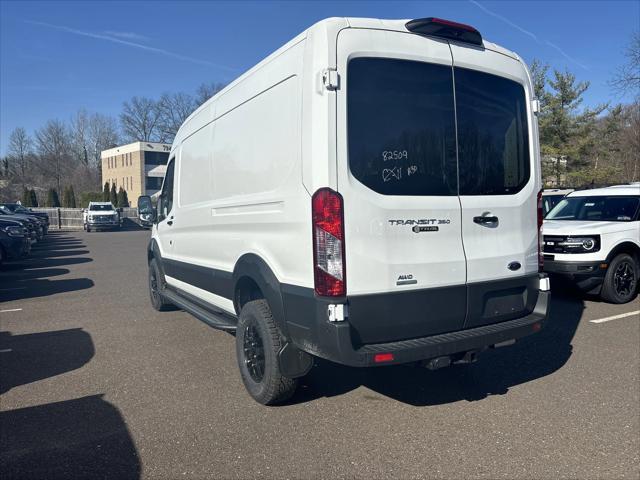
[1,0,638,155]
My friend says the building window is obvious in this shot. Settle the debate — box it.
[145,177,163,191]
[144,151,170,167]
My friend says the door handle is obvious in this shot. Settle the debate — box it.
[473,215,499,226]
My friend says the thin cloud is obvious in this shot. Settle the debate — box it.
[468,0,588,70]
[104,30,150,42]
[26,20,237,71]
[469,0,539,43]
[545,40,589,71]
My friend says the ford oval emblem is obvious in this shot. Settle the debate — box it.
[508,261,521,271]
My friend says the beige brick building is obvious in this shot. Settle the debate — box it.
[101,142,171,207]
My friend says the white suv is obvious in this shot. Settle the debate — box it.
[83,202,120,232]
[142,17,550,404]
[543,185,640,303]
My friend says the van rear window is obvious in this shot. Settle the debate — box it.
[455,67,530,195]
[347,58,530,196]
[347,58,458,196]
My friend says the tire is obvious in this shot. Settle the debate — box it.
[601,253,639,304]
[236,299,298,405]
[148,258,172,311]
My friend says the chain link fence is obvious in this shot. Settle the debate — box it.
[32,207,140,230]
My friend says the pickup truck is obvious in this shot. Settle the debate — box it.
[83,202,121,232]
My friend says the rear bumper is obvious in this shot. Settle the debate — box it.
[543,259,606,292]
[284,276,550,368]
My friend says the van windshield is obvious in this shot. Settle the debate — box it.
[546,196,640,222]
[347,58,530,196]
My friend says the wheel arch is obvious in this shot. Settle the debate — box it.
[606,241,640,265]
[232,254,289,339]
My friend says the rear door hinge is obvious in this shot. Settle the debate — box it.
[531,98,541,115]
[322,68,340,90]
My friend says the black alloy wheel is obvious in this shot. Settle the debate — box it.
[243,323,265,383]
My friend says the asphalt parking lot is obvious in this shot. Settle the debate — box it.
[1,230,638,479]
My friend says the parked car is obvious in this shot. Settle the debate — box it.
[0,220,31,265]
[142,16,550,404]
[542,189,573,217]
[83,202,121,232]
[0,207,43,241]
[0,203,49,234]
[543,184,640,303]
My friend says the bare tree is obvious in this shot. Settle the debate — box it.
[71,109,90,166]
[7,127,32,178]
[195,82,226,106]
[157,92,197,142]
[611,31,640,98]
[35,119,72,194]
[120,96,162,142]
[88,113,120,169]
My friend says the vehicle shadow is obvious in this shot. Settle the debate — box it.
[0,395,141,480]
[0,232,94,302]
[293,290,584,406]
[0,328,94,394]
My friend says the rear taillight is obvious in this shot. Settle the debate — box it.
[537,189,544,271]
[312,188,346,297]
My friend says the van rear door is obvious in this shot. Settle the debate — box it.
[450,45,540,328]
[336,29,467,343]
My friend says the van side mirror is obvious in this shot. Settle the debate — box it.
[137,195,156,222]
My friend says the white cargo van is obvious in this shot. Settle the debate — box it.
[142,17,550,404]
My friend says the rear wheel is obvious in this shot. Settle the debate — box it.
[148,258,172,311]
[236,299,298,405]
[601,253,638,304]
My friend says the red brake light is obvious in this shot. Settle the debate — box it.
[312,188,346,297]
[537,189,544,271]
[374,353,394,363]
[405,17,483,46]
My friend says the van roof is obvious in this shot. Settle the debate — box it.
[173,17,517,151]
[569,185,640,197]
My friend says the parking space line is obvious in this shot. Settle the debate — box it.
[0,308,23,313]
[589,310,640,324]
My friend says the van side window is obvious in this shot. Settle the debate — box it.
[347,57,457,196]
[455,68,530,195]
[158,159,175,220]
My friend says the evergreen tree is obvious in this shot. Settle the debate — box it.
[103,182,110,201]
[30,189,38,207]
[122,189,129,208]
[532,62,607,186]
[110,184,117,206]
[117,186,126,208]
[21,187,31,206]
[62,186,77,208]
[47,188,60,207]
[68,185,76,208]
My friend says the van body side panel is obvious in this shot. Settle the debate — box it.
[165,40,311,315]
